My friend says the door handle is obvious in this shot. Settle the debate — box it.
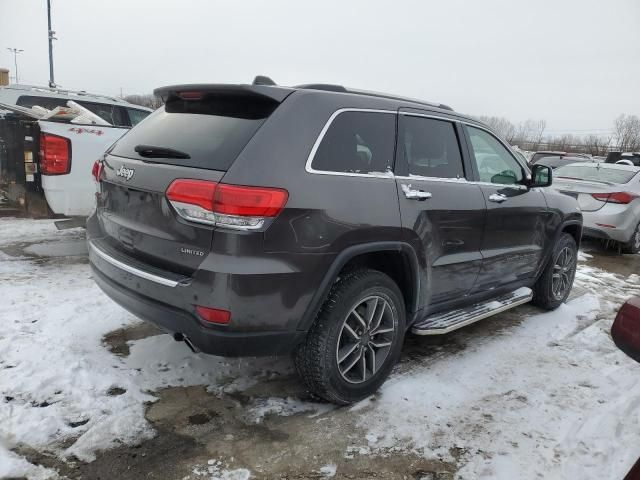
[488,193,508,203]
[401,184,432,201]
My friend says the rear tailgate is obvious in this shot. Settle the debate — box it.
[96,84,292,274]
[98,156,223,273]
[39,120,127,216]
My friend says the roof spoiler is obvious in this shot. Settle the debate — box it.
[154,83,294,103]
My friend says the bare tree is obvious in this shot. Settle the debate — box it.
[613,114,640,152]
[124,93,164,110]
[476,116,517,142]
[583,134,612,156]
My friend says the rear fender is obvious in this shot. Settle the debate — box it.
[298,241,420,331]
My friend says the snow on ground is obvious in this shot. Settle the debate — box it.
[0,219,289,476]
[1,218,640,479]
[359,258,640,479]
[191,459,251,480]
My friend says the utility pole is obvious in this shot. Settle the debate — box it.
[6,48,24,84]
[47,0,57,87]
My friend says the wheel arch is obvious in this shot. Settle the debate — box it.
[298,242,420,332]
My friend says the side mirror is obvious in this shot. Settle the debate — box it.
[611,297,640,363]
[529,164,552,188]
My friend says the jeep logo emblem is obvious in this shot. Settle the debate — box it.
[116,165,135,181]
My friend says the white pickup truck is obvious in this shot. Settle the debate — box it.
[0,85,151,217]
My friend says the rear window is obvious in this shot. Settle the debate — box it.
[126,108,150,126]
[110,94,278,171]
[530,153,559,164]
[555,165,638,184]
[16,95,132,126]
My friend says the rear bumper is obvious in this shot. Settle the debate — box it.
[582,205,639,243]
[91,264,305,356]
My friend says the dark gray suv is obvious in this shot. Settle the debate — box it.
[87,80,582,404]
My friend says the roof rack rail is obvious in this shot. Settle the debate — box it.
[346,88,453,111]
[295,83,348,93]
[293,83,453,111]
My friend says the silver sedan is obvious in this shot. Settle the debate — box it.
[552,163,640,253]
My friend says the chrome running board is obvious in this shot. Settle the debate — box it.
[411,287,533,335]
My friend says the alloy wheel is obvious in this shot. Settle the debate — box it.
[336,295,397,384]
[552,246,575,300]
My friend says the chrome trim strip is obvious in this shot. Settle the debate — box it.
[305,108,397,178]
[304,108,530,186]
[89,241,182,287]
[395,175,468,184]
[399,111,454,122]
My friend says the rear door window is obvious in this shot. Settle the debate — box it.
[311,111,395,174]
[110,94,279,171]
[397,115,464,179]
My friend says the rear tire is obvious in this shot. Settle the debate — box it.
[294,269,405,405]
[622,221,640,254]
[532,233,578,310]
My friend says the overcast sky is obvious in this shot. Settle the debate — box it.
[1,0,639,133]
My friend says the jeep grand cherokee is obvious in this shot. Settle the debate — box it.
[87,78,582,404]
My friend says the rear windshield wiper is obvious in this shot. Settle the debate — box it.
[134,144,190,159]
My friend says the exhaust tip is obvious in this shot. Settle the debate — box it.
[173,332,199,353]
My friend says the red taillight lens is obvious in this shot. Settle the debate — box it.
[165,179,288,229]
[611,297,640,363]
[195,306,231,325]
[40,133,71,175]
[591,192,638,204]
[166,179,217,211]
[91,160,103,182]
[214,184,288,217]
[177,91,203,100]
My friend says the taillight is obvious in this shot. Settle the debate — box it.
[591,192,639,204]
[91,160,103,182]
[195,306,231,325]
[165,179,288,230]
[611,297,640,363]
[40,133,71,175]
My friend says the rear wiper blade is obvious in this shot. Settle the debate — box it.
[134,144,190,159]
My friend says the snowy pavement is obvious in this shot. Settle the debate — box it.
[1,218,639,479]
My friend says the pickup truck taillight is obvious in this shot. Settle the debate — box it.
[39,133,71,175]
[165,179,288,230]
[91,160,103,182]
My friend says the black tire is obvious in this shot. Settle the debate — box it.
[621,221,640,254]
[531,233,578,310]
[294,269,406,405]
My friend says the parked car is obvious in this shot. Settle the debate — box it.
[553,163,640,253]
[0,85,151,217]
[87,79,582,404]
[530,150,567,165]
[535,156,595,170]
[606,151,640,167]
